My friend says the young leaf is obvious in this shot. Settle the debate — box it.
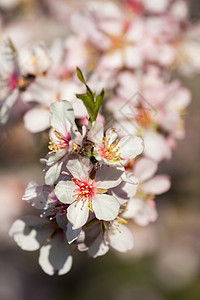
[76,67,86,84]
[94,89,104,120]
[86,85,94,102]
[76,94,95,122]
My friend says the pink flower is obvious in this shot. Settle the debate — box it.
[123,157,171,225]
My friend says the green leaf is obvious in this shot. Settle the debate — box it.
[76,67,86,84]
[86,84,94,102]
[76,94,95,122]
[94,89,104,119]
[76,68,105,125]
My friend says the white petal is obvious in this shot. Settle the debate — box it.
[99,50,122,69]
[87,120,104,144]
[121,173,139,199]
[92,194,120,221]
[23,108,50,133]
[66,157,92,181]
[134,157,158,181]
[118,135,143,159]
[108,222,134,252]
[50,100,76,136]
[88,234,109,258]
[66,222,82,244]
[112,173,139,202]
[122,198,144,219]
[122,198,158,226]
[71,98,88,118]
[0,89,18,124]
[95,165,123,189]
[105,128,118,146]
[44,149,67,166]
[21,77,58,106]
[124,46,143,68]
[39,231,72,275]
[67,201,89,229]
[143,0,169,13]
[39,244,54,275]
[134,200,158,226]
[142,175,171,195]
[45,161,63,185]
[9,216,52,251]
[143,131,172,162]
[55,181,75,204]
[22,182,50,209]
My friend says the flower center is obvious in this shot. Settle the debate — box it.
[9,72,19,90]
[124,0,144,15]
[98,137,121,161]
[106,217,128,237]
[136,189,155,202]
[48,130,71,153]
[73,178,95,202]
[72,178,107,210]
[135,106,153,128]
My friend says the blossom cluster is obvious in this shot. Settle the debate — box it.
[6,0,197,275]
[9,69,169,275]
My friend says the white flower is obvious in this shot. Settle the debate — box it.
[143,130,172,162]
[22,181,69,223]
[55,157,123,229]
[19,42,51,76]
[0,39,19,123]
[48,100,78,153]
[9,216,72,275]
[78,217,134,257]
[43,100,83,185]
[111,171,139,205]
[122,157,171,226]
[88,120,143,166]
[106,218,134,253]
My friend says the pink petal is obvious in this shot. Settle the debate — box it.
[134,157,158,181]
[142,175,171,195]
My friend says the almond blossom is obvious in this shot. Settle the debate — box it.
[88,120,143,167]
[6,0,195,276]
[43,100,83,185]
[55,157,123,229]
[9,216,73,275]
[0,39,32,123]
[77,217,134,258]
[122,157,171,226]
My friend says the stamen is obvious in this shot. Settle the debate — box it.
[48,130,71,153]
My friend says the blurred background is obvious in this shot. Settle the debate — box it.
[0,0,200,299]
